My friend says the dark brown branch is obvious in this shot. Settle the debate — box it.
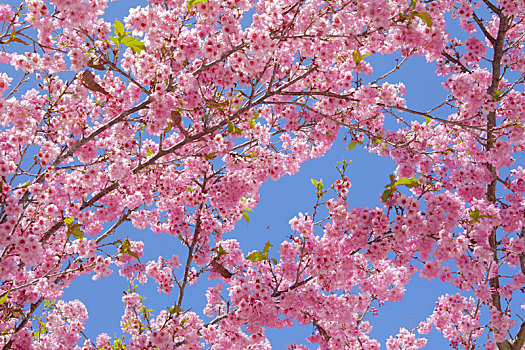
[472,12,496,45]
[271,276,314,297]
[441,50,471,73]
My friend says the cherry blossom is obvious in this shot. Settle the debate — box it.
[0,0,524,348]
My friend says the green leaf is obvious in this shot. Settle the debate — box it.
[187,0,208,8]
[71,227,84,240]
[126,250,139,260]
[113,339,124,350]
[270,258,277,265]
[20,180,30,188]
[469,209,481,223]
[167,305,181,314]
[113,20,125,37]
[0,291,9,305]
[242,211,250,223]
[493,89,503,101]
[5,32,29,45]
[345,140,358,150]
[227,119,243,134]
[469,209,496,224]
[44,299,56,308]
[410,0,417,8]
[425,116,431,123]
[146,146,154,157]
[311,178,324,195]
[121,239,131,251]
[352,50,370,64]
[120,36,146,53]
[381,188,394,202]
[164,121,172,133]
[64,217,75,228]
[203,152,217,160]
[394,177,420,188]
[120,239,140,261]
[480,214,497,220]
[262,241,273,256]
[108,36,120,45]
[215,245,229,257]
[414,12,432,27]
[246,251,266,262]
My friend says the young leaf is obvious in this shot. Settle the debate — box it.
[345,140,358,150]
[187,0,208,8]
[164,121,173,133]
[215,245,228,257]
[203,152,217,160]
[493,90,503,101]
[5,32,29,45]
[394,177,420,188]
[119,239,140,261]
[227,119,243,135]
[262,241,273,257]
[20,180,30,188]
[120,36,146,53]
[0,291,9,305]
[167,305,181,315]
[352,50,370,64]
[242,211,250,223]
[246,251,266,262]
[113,20,125,37]
[381,188,394,202]
[146,146,154,157]
[414,12,432,27]
[469,209,481,223]
[108,36,120,45]
[121,239,131,251]
[64,217,75,228]
[70,227,84,240]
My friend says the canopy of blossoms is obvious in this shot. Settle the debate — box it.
[0,0,524,348]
